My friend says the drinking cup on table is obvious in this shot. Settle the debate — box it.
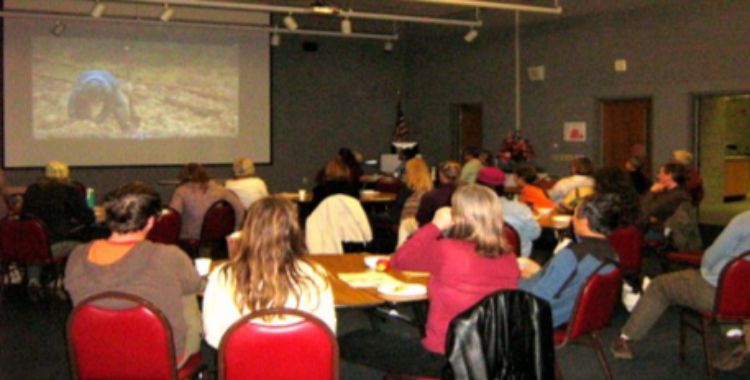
[298,189,307,201]
[226,231,242,257]
[194,258,212,277]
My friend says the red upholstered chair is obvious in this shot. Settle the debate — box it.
[679,251,750,380]
[219,308,338,380]
[0,216,61,299]
[607,226,644,275]
[147,207,182,246]
[555,267,622,380]
[67,292,205,380]
[180,200,235,259]
[502,223,521,256]
[665,250,704,268]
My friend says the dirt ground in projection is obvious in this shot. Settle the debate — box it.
[31,37,239,139]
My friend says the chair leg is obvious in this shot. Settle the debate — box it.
[700,318,715,380]
[590,332,614,380]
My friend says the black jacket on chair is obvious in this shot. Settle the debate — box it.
[443,290,555,380]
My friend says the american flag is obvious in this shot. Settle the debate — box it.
[392,100,408,142]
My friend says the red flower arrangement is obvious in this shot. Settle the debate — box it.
[499,130,534,164]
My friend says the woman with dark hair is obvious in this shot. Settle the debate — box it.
[340,185,519,377]
[65,181,203,366]
[202,197,336,348]
[594,166,641,228]
[169,163,244,241]
[338,147,363,184]
[310,157,360,211]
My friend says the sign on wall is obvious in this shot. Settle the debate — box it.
[563,122,587,142]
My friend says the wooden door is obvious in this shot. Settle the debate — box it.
[450,103,482,160]
[601,99,651,173]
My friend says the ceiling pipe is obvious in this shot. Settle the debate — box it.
[400,0,562,15]
[0,10,399,41]
[106,0,482,27]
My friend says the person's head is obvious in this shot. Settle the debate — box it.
[227,197,316,311]
[447,184,506,257]
[45,160,70,181]
[514,164,538,186]
[338,148,359,167]
[232,157,256,178]
[478,149,493,166]
[571,157,594,176]
[462,147,480,162]
[593,166,641,227]
[476,166,506,196]
[438,160,461,185]
[323,157,351,182]
[178,163,210,184]
[672,150,693,166]
[573,193,618,237]
[657,162,687,187]
[403,158,433,193]
[625,156,644,172]
[103,181,162,234]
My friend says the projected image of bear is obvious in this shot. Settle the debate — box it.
[31,36,239,139]
[68,70,139,133]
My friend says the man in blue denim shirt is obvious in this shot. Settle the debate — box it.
[612,210,750,369]
[519,194,619,327]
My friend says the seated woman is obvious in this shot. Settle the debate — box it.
[518,193,619,327]
[225,157,269,209]
[310,157,360,211]
[169,163,244,241]
[202,197,336,349]
[340,184,520,377]
[515,164,555,210]
[65,182,202,366]
[394,157,433,244]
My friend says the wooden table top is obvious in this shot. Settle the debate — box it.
[535,210,572,230]
[210,253,428,309]
[276,191,397,204]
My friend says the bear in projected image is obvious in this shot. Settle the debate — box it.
[67,70,139,133]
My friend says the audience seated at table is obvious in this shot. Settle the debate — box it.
[515,164,555,210]
[340,184,520,377]
[393,157,433,245]
[22,161,94,301]
[594,166,642,228]
[224,157,268,209]
[518,193,619,327]
[310,157,360,211]
[671,149,704,206]
[202,197,336,350]
[547,156,595,211]
[625,156,652,195]
[639,162,691,237]
[459,146,484,184]
[611,210,750,371]
[169,163,244,241]
[64,181,202,366]
[476,166,541,257]
[415,160,460,226]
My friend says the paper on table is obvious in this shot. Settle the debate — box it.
[338,271,402,288]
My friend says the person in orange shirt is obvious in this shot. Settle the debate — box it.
[515,164,555,210]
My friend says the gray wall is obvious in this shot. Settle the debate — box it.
[404,1,750,177]
[5,35,405,200]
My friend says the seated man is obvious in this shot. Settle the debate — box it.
[515,164,555,211]
[611,210,750,371]
[518,194,619,327]
[21,161,94,300]
[65,182,202,365]
[459,147,483,184]
[639,162,691,236]
[547,156,595,206]
[672,150,704,207]
[476,166,541,257]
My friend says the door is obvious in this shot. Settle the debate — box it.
[450,103,482,160]
[600,99,651,173]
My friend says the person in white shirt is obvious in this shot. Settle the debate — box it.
[202,197,336,349]
[548,156,595,205]
[225,157,269,209]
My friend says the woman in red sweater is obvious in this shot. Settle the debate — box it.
[340,184,520,377]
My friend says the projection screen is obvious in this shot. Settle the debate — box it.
[4,16,270,167]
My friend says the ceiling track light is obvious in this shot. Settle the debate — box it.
[340,18,352,35]
[160,4,174,22]
[270,32,281,46]
[91,1,106,18]
[311,0,339,15]
[283,13,298,30]
[464,28,478,43]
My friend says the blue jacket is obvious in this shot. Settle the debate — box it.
[520,237,617,327]
[701,210,750,286]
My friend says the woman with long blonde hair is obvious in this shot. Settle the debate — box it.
[341,184,519,377]
[202,197,336,349]
[397,157,435,245]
